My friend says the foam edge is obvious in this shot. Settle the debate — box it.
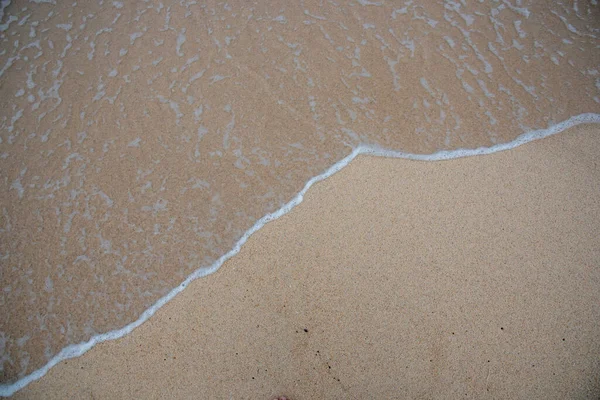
[1,112,599,397]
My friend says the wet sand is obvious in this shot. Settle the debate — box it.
[13,123,600,399]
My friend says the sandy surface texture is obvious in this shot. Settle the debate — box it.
[12,123,600,399]
[2,0,600,384]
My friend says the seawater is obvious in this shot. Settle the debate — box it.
[0,0,599,395]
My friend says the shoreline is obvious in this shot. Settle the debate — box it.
[6,119,600,398]
[2,0,600,390]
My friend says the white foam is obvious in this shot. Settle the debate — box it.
[176,28,186,57]
[273,15,287,24]
[127,138,141,148]
[356,0,382,6]
[0,113,599,397]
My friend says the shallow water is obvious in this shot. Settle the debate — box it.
[0,0,599,392]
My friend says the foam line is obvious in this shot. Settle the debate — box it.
[1,112,599,396]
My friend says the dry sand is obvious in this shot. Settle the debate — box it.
[11,123,600,399]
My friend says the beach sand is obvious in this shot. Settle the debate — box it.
[12,123,600,399]
[3,0,600,390]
